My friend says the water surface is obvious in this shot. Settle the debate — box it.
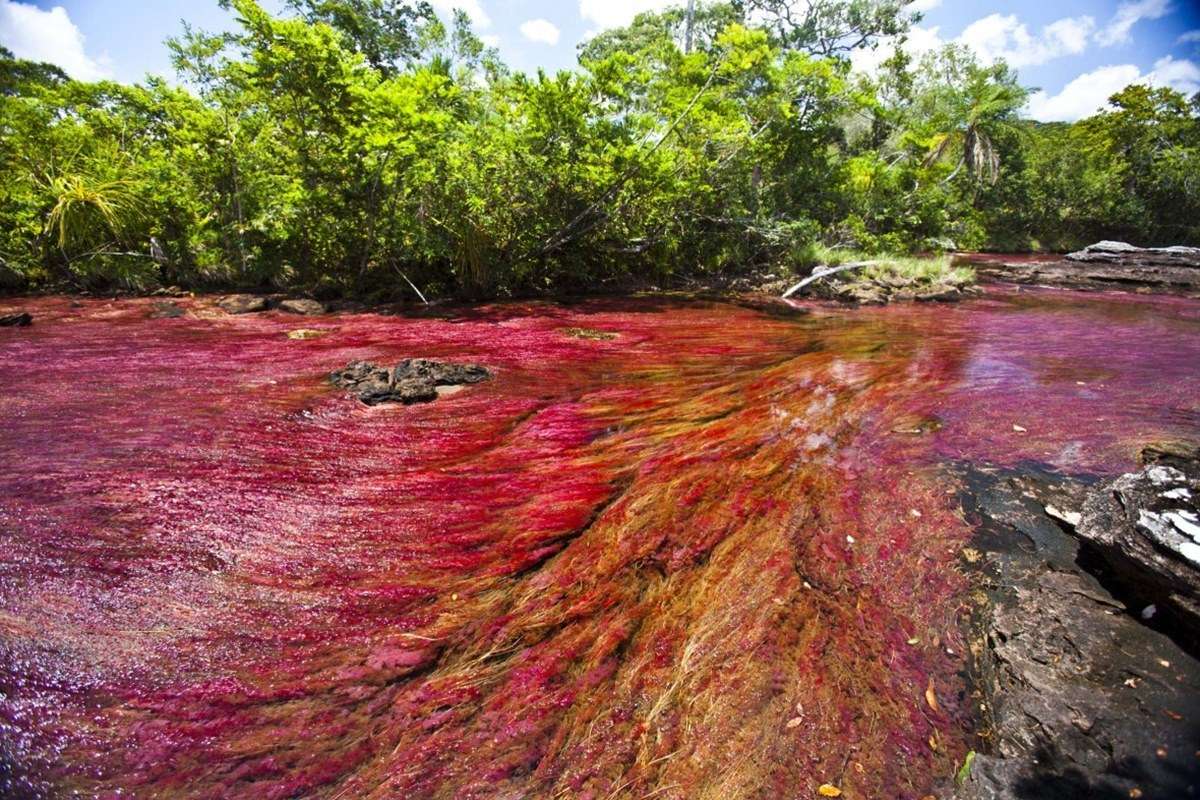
[1,287,1197,799]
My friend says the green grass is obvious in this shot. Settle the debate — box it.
[794,244,974,287]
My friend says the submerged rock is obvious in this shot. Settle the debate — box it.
[0,312,32,326]
[149,301,185,319]
[278,298,325,315]
[331,359,492,406]
[287,328,331,340]
[1076,459,1200,637]
[218,294,268,314]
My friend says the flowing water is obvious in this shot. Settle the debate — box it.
[1,288,1198,799]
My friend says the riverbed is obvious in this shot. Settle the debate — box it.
[1,287,1198,798]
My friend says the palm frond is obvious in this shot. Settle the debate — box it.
[46,175,142,250]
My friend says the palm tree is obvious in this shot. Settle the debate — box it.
[921,55,1027,186]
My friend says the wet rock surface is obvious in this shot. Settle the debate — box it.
[947,461,1200,800]
[975,241,1200,293]
[0,312,32,326]
[331,359,492,406]
[217,294,269,314]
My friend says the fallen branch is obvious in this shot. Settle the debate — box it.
[781,261,882,299]
[395,266,430,306]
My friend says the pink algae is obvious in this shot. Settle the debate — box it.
[0,287,1197,799]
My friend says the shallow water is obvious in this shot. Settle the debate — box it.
[1,288,1197,799]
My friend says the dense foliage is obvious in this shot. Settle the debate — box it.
[1,0,1198,298]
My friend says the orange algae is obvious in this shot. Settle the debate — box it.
[0,288,1198,799]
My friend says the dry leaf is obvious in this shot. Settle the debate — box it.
[907,637,920,646]
[817,785,842,798]
[786,717,804,729]
[925,678,941,713]
[1013,424,1028,433]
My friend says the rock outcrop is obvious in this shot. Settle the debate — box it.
[1076,460,1200,639]
[278,298,325,315]
[1067,240,1200,269]
[809,279,977,305]
[948,462,1200,800]
[218,294,268,314]
[0,312,32,326]
[331,359,492,406]
[975,241,1200,293]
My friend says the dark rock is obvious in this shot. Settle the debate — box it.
[0,312,32,327]
[278,298,325,316]
[331,361,391,393]
[1076,461,1200,638]
[394,358,491,387]
[330,359,492,406]
[947,462,1200,800]
[218,294,268,314]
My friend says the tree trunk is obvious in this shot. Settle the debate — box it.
[684,0,696,53]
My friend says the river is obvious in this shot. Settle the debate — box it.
[1,287,1198,798]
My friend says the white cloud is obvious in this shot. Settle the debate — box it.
[1026,64,1141,121]
[1026,56,1200,121]
[480,34,500,48]
[1095,0,1171,47]
[850,24,944,75]
[578,0,674,31]
[851,12,1096,78]
[1178,29,1200,44]
[1146,53,1200,91]
[957,13,1095,69]
[520,18,561,46]
[429,0,492,29]
[908,0,942,12]
[0,0,109,80]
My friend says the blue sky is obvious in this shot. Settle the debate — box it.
[2,0,1198,121]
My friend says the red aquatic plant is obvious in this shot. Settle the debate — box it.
[0,288,1197,799]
